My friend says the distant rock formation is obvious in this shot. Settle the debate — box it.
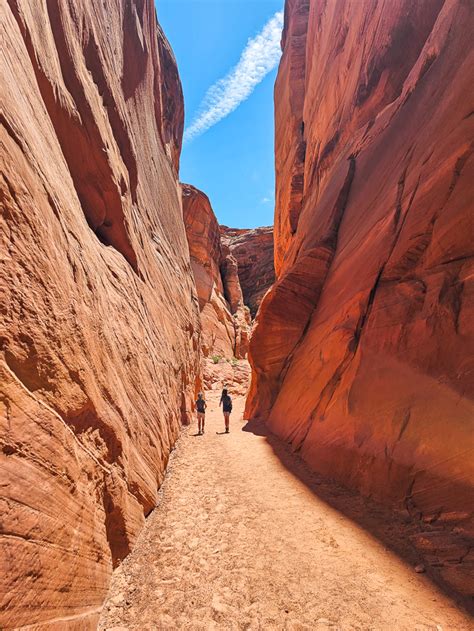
[221,226,275,318]
[246,0,474,596]
[1,1,200,627]
[182,184,251,362]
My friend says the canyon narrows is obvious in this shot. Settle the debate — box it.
[1,0,473,628]
[246,0,474,599]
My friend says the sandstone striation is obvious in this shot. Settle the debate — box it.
[246,0,474,595]
[182,184,250,362]
[221,226,275,318]
[0,1,200,628]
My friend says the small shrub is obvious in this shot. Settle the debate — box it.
[211,355,222,364]
[231,357,238,367]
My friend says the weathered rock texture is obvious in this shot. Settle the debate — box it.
[182,184,250,361]
[247,0,474,594]
[221,226,275,318]
[0,1,200,628]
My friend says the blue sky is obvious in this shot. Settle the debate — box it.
[156,0,284,228]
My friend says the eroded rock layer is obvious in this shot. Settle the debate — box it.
[247,0,474,593]
[182,184,250,363]
[221,226,275,318]
[0,1,200,628]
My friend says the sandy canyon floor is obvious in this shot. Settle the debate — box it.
[99,391,472,631]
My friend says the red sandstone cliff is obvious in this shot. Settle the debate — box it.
[221,226,275,318]
[247,0,474,594]
[182,184,250,364]
[0,1,200,627]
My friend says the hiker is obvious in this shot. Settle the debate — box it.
[196,392,206,435]
[219,388,232,433]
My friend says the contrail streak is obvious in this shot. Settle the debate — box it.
[184,11,284,143]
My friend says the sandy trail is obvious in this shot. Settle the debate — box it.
[99,392,472,630]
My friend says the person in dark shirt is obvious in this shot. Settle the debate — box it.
[196,392,206,435]
[219,388,232,433]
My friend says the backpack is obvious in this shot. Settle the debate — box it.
[222,394,232,412]
[196,398,205,413]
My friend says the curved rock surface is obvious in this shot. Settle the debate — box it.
[221,226,275,318]
[0,1,200,628]
[182,184,250,361]
[247,0,474,596]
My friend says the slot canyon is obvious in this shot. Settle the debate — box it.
[0,0,473,629]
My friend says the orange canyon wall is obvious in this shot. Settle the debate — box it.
[182,184,251,392]
[221,226,275,319]
[0,1,201,628]
[246,0,474,590]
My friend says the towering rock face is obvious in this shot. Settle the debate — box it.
[247,0,474,587]
[221,226,275,318]
[182,184,250,361]
[0,1,200,628]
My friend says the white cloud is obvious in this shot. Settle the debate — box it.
[261,197,271,204]
[184,10,284,143]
